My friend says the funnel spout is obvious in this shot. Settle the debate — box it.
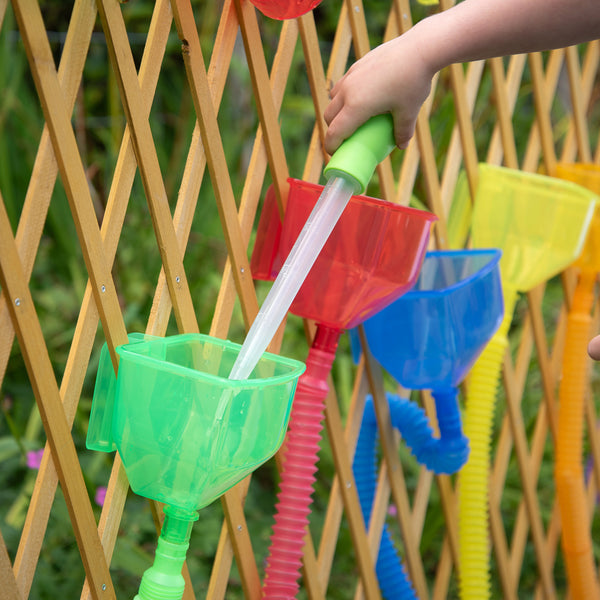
[134,506,198,600]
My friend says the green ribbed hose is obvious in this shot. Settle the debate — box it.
[458,287,517,600]
[555,270,599,600]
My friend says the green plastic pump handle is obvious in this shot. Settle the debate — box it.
[323,113,396,195]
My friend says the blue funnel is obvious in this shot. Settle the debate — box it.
[351,249,504,600]
[362,248,504,389]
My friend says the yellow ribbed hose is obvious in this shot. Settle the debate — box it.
[459,287,517,600]
[555,269,599,600]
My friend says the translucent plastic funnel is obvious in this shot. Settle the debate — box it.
[470,163,596,290]
[248,0,323,20]
[361,249,503,389]
[87,333,305,512]
[229,175,357,381]
[276,178,437,328]
[555,163,600,271]
[458,163,597,600]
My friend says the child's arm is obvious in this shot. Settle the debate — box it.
[590,336,600,360]
[324,0,600,153]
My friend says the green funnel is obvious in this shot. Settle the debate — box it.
[88,333,304,511]
[87,333,304,599]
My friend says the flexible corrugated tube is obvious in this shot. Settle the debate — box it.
[262,325,340,599]
[458,286,517,600]
[555,269,599,599]
[353,391,469,599]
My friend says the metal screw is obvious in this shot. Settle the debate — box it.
[346,481,351,489]
[101,584,106,591]
[176,276,180,283]
[14,298,20,306]
[237,525,242,532]
[240,267,245,274]
[354,5,360,12]
[101,285,106,293]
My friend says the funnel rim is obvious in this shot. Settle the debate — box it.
[287,177,438,223]
[401,248,502,299]
[478,163,599,207]
[115,333,306,386]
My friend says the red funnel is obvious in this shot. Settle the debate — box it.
[253,179,436,598]
[253,178,437,329]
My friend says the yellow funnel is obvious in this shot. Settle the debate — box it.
[458,164,596,600]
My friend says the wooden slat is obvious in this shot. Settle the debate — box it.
[12,0,129,365]
[0,196,115,598]
[0,529,22,600]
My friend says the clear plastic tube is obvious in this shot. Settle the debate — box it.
[229,175,357,381]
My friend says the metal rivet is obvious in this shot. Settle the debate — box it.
[101,285,106,293]
[176,276,180,283]
[237,525,242,532]
[101,584,106,591]
[14,298,21,306]
[240,267,245,274]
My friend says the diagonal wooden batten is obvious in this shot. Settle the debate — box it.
[11,0,129,368]
[564,42,600,162]
[318,361,370,588]
[232,0,291,212]
[154,0,241,339]
[0,528,23,600]
[0,196,115,599]
[210,17,297,337]
[169,0,259,328]
[96,0,199,335]
[565,45,592,162]
[323,372,382,599]
[0,0,98,388]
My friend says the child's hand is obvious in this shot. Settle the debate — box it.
[324,28,435,155]
[589,335,600,361]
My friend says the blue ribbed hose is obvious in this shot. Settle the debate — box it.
[353,391,469,599]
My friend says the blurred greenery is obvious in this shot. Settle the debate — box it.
[1,1,599,599]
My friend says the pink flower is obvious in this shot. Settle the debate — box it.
[95,486,107,507]
[387,503,398,517]
[26,449,44,470]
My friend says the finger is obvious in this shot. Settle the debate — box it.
[588,334,600,360]
[324,108,368,155]
[323,92,343,126]
[393,118,417,150]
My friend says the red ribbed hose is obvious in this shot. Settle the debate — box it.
[262,325,340,599]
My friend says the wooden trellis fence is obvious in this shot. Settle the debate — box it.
[0,0,599,598]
